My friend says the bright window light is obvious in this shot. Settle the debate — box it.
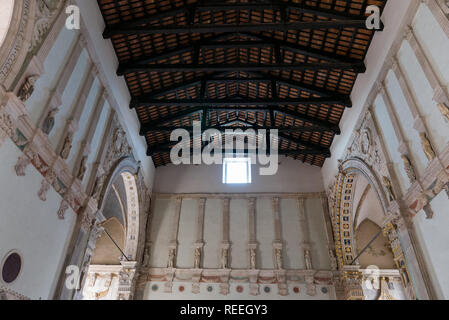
[223,158,251,184]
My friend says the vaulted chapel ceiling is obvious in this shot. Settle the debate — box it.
[97,0,386,167]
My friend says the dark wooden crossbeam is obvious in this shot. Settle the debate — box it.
[121,62,364,74]
[131,97,349,108]
[143,125,323,133]
[116,37,364,75]
[278,133,331,157]
[104,21,369,38]
[103,1,373,39]
[147,146,326,157]
[139,106,340,135]
[274,109,341,135]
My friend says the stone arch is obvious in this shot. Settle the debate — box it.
[0,0,15,48]
[98,156,141,261]
[0,0,34,88]
[332,157,391,267]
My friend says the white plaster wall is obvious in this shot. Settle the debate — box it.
[280,199,303,269]
[413,191,449,299]
[154,157,324,194]
[150,196,330,271]
[305,198,331,270]
[397,42,449,154]
[373,94,411,194]
[26,27,77,126]
[203,199,221,268]
[66,79,101,173]
[256,198,275,269]
[143,281,334,300]
[385,71,429,174]
[0,139,76,299]
[229,199,249,269]
[49,50,90,150]
[177,199,197,268]
[148,199,173,268]
[81,101,110,189]
[413,3,449,86]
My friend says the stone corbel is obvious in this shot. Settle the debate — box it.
[274,269,288,296]
[305,272,317,297]
[219,270,231,295]
[164,269,175,293]
[117,261,137,300]
[37,168,57,201]
[191,270,203,294]
[248,270,260,296]
[80,198,99,232]
[14,142,40,176]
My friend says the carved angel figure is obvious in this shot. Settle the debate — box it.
[419,132,436,161]
[194,248,201,269]
[60,133,73,160]
[437,102,449,122]
[401,154,416,183]
[168,248,176,268]
[77,156,88,180]
[221,248,229,269]
[249,248,256,270]
[382,176,396,202]
[274,248,283,270]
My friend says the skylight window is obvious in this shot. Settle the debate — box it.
[222,158,251,184]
